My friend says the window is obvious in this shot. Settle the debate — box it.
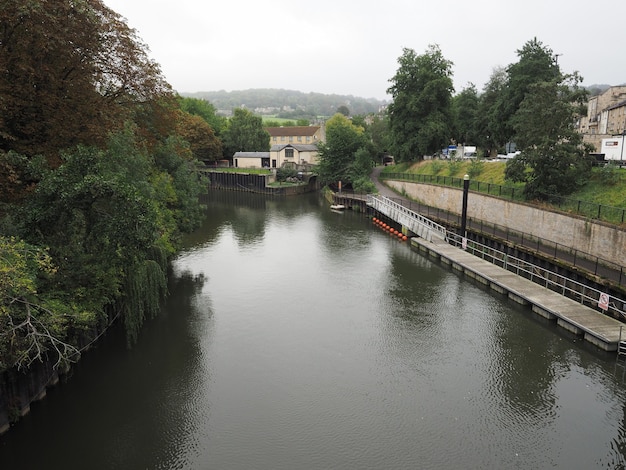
[285,148,294,159]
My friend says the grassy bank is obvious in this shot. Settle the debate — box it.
[381,160,626,224]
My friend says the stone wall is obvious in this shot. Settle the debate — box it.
[385,180,626,267]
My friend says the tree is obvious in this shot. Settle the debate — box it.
[0,236,85,371]
[11,128,206,350]
[221,108,270,158]
[175,111,223,163]
[387,45,454,162]
[368,115,392,162]
[178,97,227,136]
[504,73,593,200]
[493,38,560,146]
[316,113,367,186]
[475,67,508,156]
[0,1,173,164]
[451,84,479,145]
[337,105,350,116]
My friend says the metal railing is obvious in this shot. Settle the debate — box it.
[446,231,626,320]
[367,195,447,241]
[364,193,626,289]
[362,191,626,320]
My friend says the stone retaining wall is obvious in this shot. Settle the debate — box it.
[385,180,626,267]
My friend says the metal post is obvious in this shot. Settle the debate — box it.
[460,174,469,239]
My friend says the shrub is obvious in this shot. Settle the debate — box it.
[598,162,620,186]
[467,159,484,179]
[447,158,461,176]
[276,166,297,182]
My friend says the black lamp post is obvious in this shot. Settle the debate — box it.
[460,174,469,240]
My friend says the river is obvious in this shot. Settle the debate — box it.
[1,191,626,469]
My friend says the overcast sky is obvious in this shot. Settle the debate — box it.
[104,0,626,101]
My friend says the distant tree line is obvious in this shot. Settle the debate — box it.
[182,89,386,118]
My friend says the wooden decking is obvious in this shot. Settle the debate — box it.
[412,237,625,352]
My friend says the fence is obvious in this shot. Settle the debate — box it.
[445,231,626,321]
[338,188,626,289]
[380,172,626,225]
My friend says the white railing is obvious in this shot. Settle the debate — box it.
[446,231,626,320]
[366,193,625,321]
[367,195,447,242]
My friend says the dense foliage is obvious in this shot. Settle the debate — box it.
[384,38,595,201]
[505,74,593,199]
[221,108,271,158]
[387,45,454,162]
[315,113,376,191]
[0,0,173,164]
[0,1,207,372]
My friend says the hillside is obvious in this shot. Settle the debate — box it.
[181,88,387,118]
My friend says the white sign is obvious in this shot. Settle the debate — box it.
[598,293,610,311]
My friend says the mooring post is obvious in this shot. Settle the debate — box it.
[460,174,469,239]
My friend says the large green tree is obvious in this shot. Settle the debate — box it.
[493,38,560,146]
[0,1,209,372]
[178,97,227,137]
[475,67,508,156]
[221,108,270,158]
[316,113,367,186]
[504,73,593,200]
[451,84,479,146]
[10,128,206,354]
[387,45,454,162]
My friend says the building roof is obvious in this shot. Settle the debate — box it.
[270,144,318,152]
[233,152,270,158]
[265,126,320,137]
[607,99,626,111]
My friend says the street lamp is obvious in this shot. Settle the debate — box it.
[460,174,469,246]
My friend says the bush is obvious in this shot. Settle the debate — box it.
[467,159,484,179]
[598,162,621,186]
[447,158,462,176]
[276,166,297,182]
[430,160,444,174]
[352,177,377,193]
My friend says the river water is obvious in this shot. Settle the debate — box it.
[2,191,626,469]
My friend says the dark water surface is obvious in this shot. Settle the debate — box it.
[2,191,626,469]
